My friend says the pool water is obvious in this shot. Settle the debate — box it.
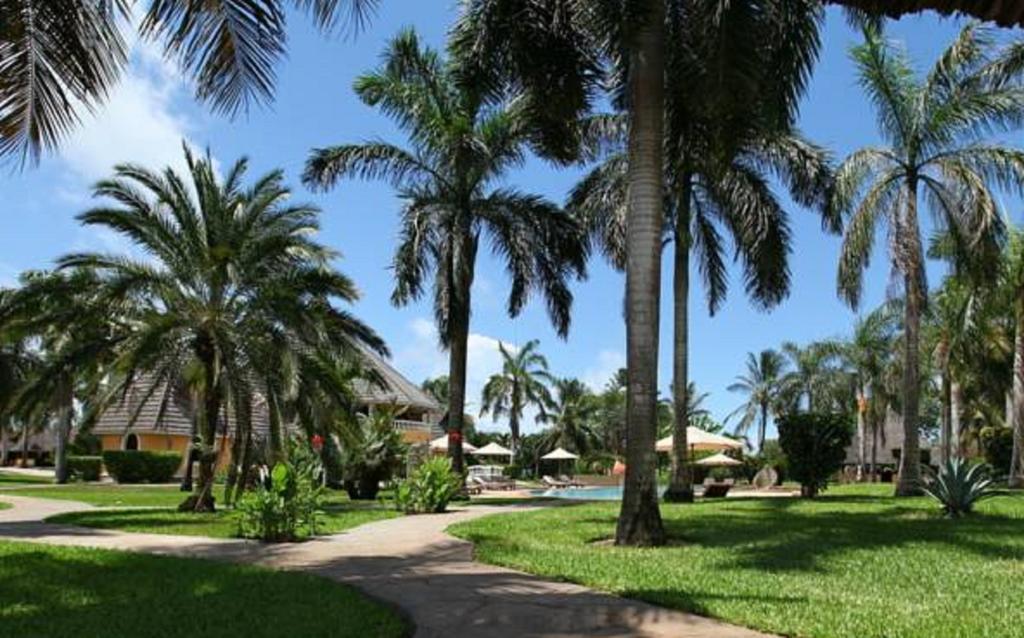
[530,486,633,500]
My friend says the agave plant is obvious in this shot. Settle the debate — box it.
[923,458,997,518]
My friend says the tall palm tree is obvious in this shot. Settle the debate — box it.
[540,378,599,455]
[831,25,1024,495]
[0,289,39,466]
[57,145,384,511]
[998,229,1024,487]
[0,0,379,162]
[303,30,586,478]
[480,340,553,455]
[728,349,787,452]
[455,0,825,544]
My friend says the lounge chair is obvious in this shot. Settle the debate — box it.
[559,474,584,488]
[542,475,570,488]
[472,475,516,491]
[702,483,732,498]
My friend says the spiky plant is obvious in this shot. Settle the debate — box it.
[923,457,998,518]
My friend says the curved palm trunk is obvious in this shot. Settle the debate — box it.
[896,181,924,497]
[615,0,666,547]
[665,184,693,503]
[1009,292,1024,488]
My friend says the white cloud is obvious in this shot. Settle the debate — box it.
[60,37,199,184]
[392,317,516,432]
[581,349,626,392]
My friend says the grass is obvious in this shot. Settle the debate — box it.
[48,502,398,538]
[450,483,1024,638]
[0,540,407,637]
[0,483,188,507]
[0,471,53,485]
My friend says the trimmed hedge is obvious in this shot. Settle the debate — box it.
[102,451,182,484]
[67,456,102,482]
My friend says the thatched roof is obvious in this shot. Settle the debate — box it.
[353,346,441,414]
[828,0,1024,27]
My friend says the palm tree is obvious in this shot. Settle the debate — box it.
[480,340,553,455]
[0,289,39,466]
[303,30,586,478]
[831,25,1024,495]
[57,145,384,511]
[728,349,787,452]
[540,378,599,455]
[453,0,829,545]
[999,230,1024,487]
[779,342,840,413]
[0,0,379,162]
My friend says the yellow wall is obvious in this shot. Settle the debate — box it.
[99,433,231,476]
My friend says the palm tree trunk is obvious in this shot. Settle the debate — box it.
[615,0,666,547]
[20,425,29,468]
[950,380,963,460]
[665,185,693,503]
[0,423,8,466]
[509,403,520,459]
[870,412,878,482]
[896,180,924,497]
[856,387,867,481]
[54,385,73,484]
[939,368,951,465]
[1009,292,1024,488]
[759,404,768,453]
[447,235,474,479]
[183,336,219,512]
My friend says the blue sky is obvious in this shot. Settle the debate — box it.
[0,6,1010,437]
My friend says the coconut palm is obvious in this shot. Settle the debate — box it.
[0,0,379,162]
[779,341,840,413]
[56,145,384,511]
[728,349,787,452]
[303,30,587,477]
[0,289,39,466]
[480,340,553,455]
[540,378,599,455]
[831,25,1024,495]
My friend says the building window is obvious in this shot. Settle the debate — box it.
[123,433,140,451]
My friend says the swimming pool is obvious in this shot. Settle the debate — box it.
[530,486,641,500]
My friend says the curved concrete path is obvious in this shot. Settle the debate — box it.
[0,494,772,638]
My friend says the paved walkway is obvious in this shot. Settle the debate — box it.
[0,494,772,638]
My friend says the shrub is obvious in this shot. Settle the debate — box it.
[979,426,1013,476]
[393,457,461,514]
[102,450,181,483]
[759,439,788,484]
[923,457,997,518]
[777,413,853,498]
[339,406,408,500]
[66,456,102,482]
[236,454,324,542]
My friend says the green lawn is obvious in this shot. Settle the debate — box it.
[449,484,1024,638]
[0,471,53,485]
[0,484,187,507]
[48,502,398,538]
[0,541,407,637]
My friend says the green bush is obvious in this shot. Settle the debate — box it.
[66,456,102,482]
[923,457,997,518]
[979,426,1013,476]
[759,439,788,484]
[236,453,324,542]
[778,413,853,498]
[392,457,461,514]
[339,406,408,500]
[102,451,181,484]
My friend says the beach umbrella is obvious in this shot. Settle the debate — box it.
[429,435,477,454]
[694,452,742,467]
[541,447,579,477]
[655,426,744,453]
[471,442,514,458]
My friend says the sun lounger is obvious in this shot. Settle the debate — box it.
[542,475,570,488]
[559,475,584,488]
[472,475,515,491]
[702,482,732,498]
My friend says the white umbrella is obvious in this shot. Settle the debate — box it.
[694,452,742,467]
[541,447,579,460]
[472,441,514,457]
[429,435,477,453]
[656,426,744,453]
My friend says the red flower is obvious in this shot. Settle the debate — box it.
[311,434,324,451]
[448,431,462,444]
